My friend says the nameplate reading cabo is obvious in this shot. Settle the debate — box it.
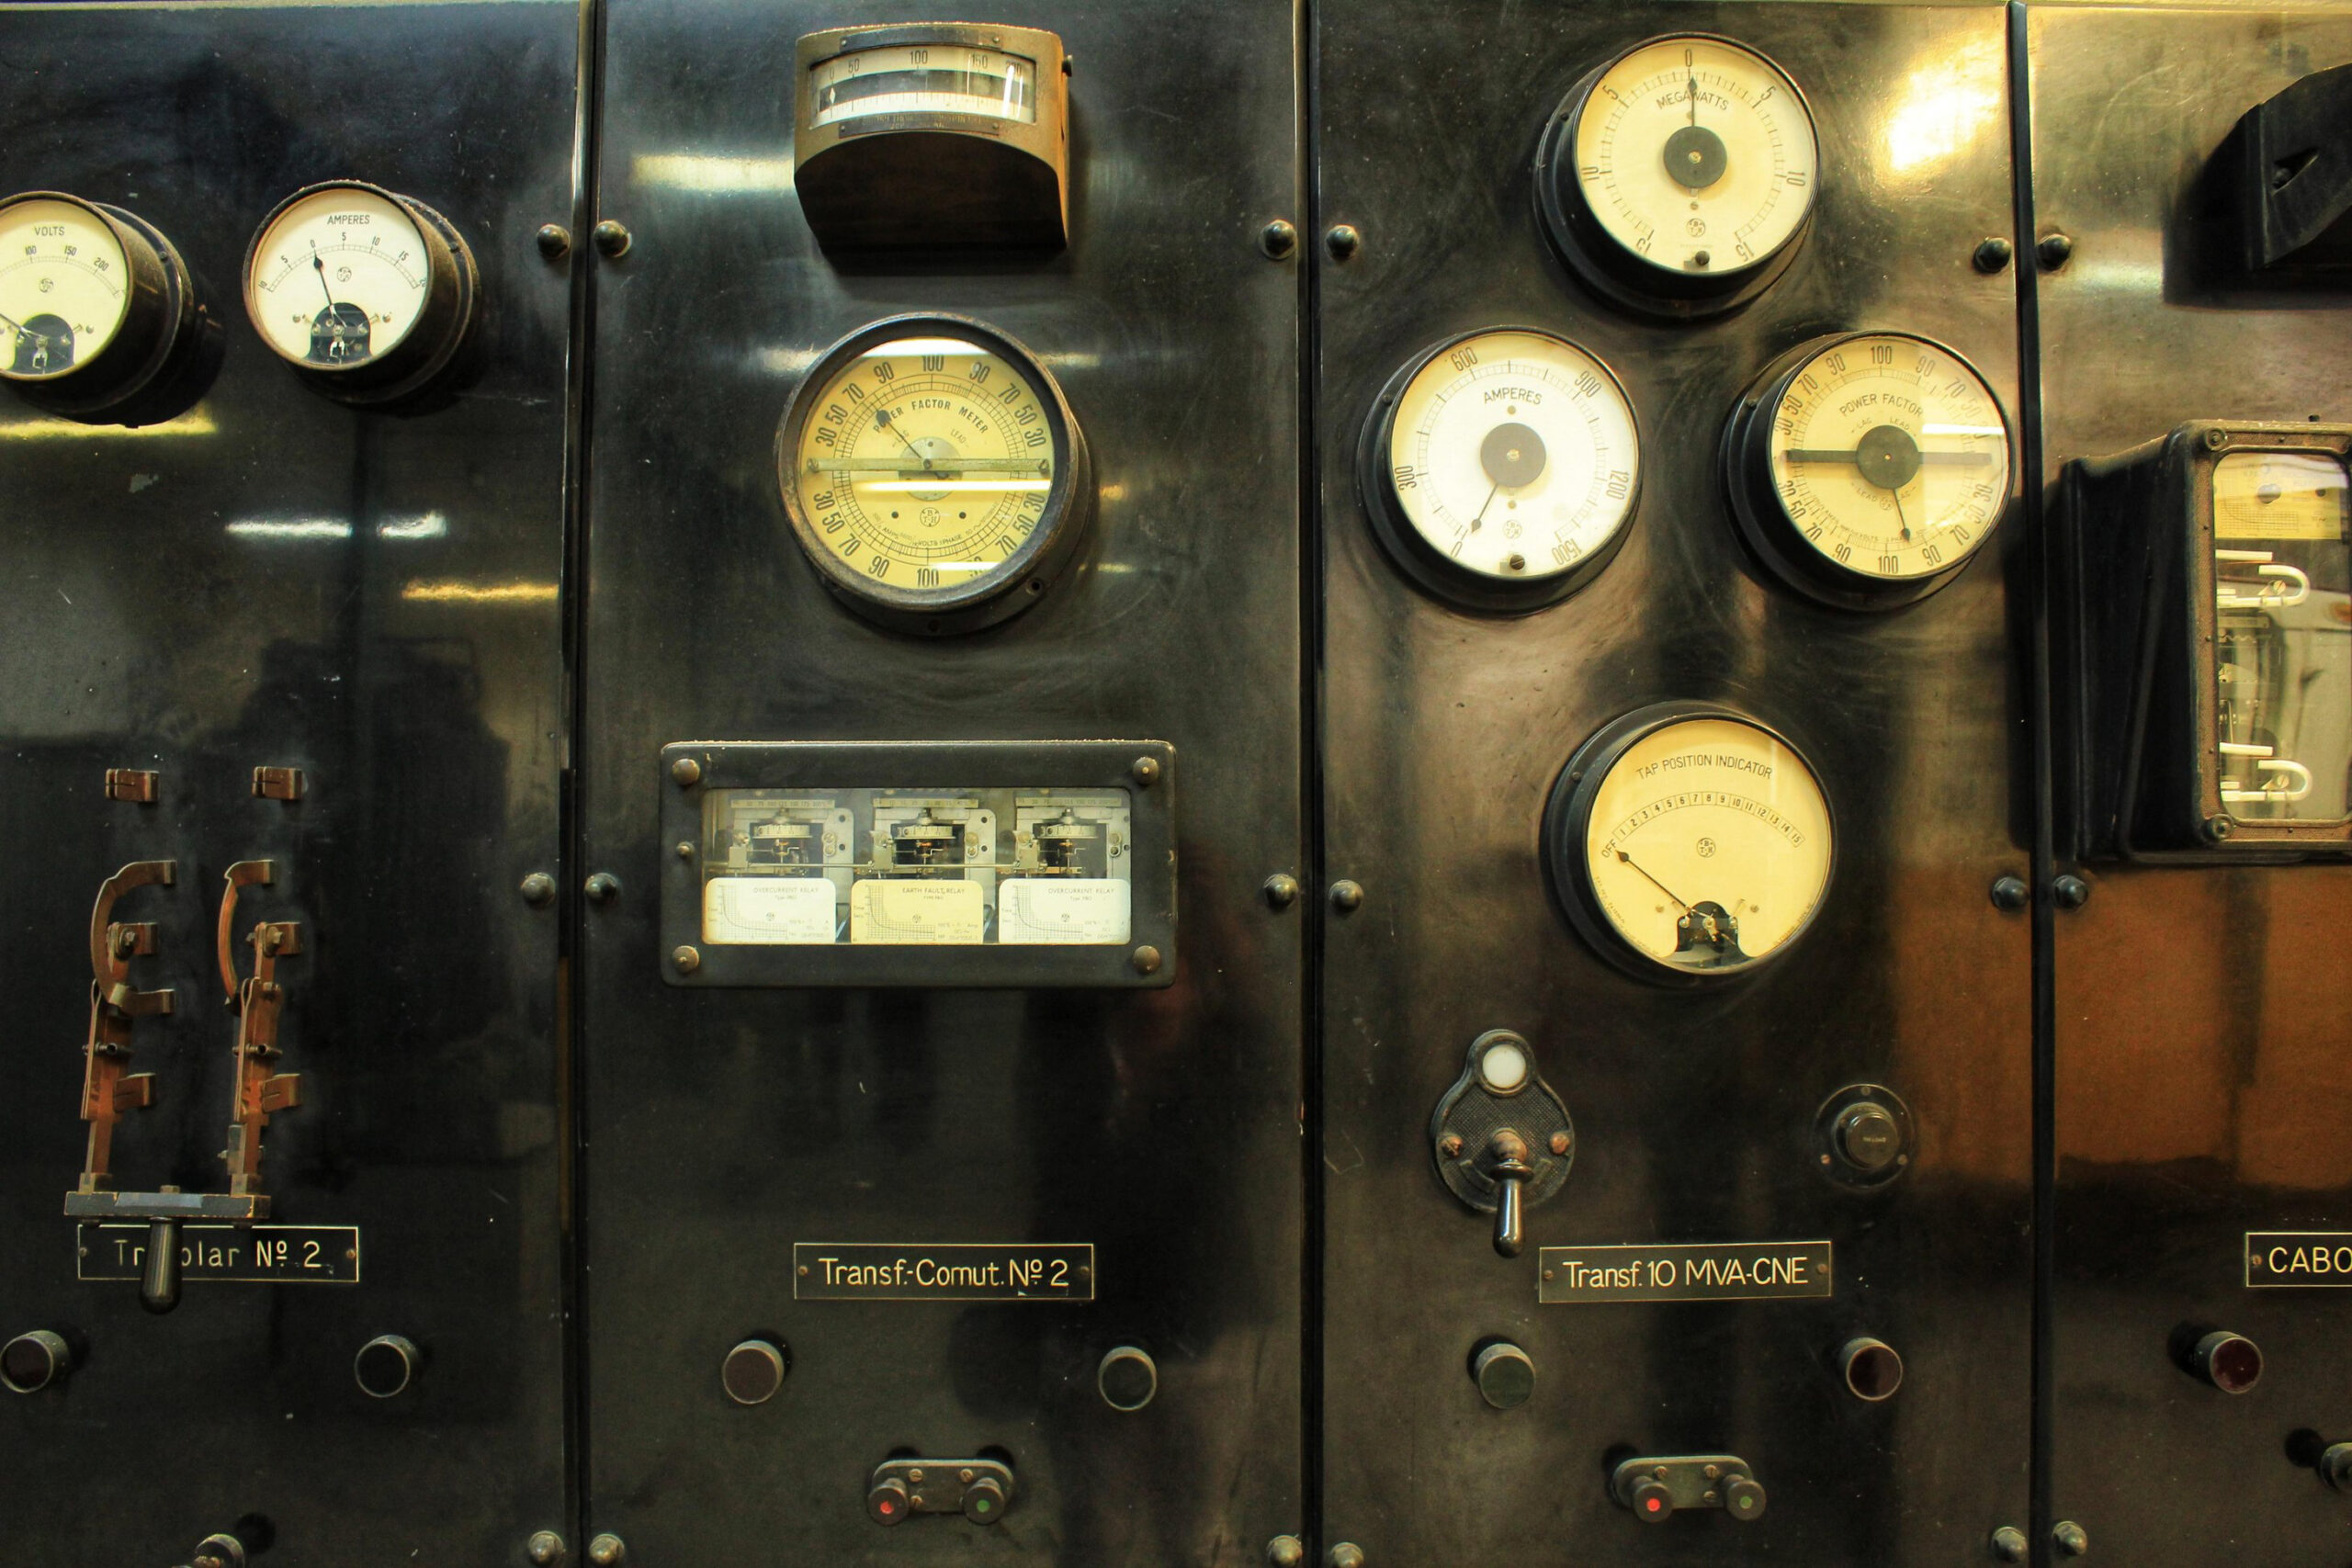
[2246,1233,2352,1287]
[794,1243,1093,1302]
[1538,1241,1833,1303]
[77,1224,361,1285]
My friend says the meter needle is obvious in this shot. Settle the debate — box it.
[875,408,930,468]
[310,242,340,317]
[1890,484,1914,543]
[1614,849,1694,914]
[0,309,40,344]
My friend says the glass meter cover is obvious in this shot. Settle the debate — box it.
[1724,332,2012,609]
[775,314,1091,634]
[1545,705,1834,981]
[243,181,477,404]
[809,41,1036,126]
[1360,327,1642,611]
[1537,34,1818,318]
[0,190,206,423]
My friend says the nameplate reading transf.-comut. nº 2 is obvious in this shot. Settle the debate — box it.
[1538,1241,1834,1303]
[793,1243,1093,1302]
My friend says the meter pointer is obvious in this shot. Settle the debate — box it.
[1613,849,1693,914]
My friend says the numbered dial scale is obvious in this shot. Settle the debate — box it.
[1545,705,1834,982]
[775,316,1091,633]
[1724,333,2012,609]
[1360,328,1642,610]
[1537,35,1818,318]
[243,182,477,404]
[0,192,204,421]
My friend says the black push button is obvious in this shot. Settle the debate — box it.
[1098,1345,1159,1411]
[721,1338,788,1406]
[1472,1342,1534,1410]
[1624,1473,1674,1522]
[2189,1330,2262,1393]
[354,1334,421,1399]
[1839,1337,1905,1401]
[962,1475,1008,1525]
[1,1330,71,1393]
[866,1477,910,1527]
[1722,1472,1767,1520]
[1835,1104,1902,1172]
[2321,1441,2352,1492]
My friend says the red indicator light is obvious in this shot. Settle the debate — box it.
[879,1502,896,1516]
[1645,1497,1662,1513]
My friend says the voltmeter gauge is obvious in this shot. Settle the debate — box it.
[243,182,477,405]
[1724,333,2011,610]
[1360,328,1641,611]
[775,315,1091,634]
[0,191,208,423]
[1536,35,1817,319]
[1545,705,1834,983]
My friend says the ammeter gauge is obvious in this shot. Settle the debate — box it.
[775,314,1091,634]
[0,191,208,423]
[1724,332,2012,609]
[1536,35,1817,318]
[243,182,477,405]
[1360,327,1641,611]
[1545,705,1834,982]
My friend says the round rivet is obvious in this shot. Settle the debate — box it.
[675,840,695,860]
[1329,879,1364,912]
[1991,1525,2029,1562]
[1130,756,1160,786]
[2053,874,2090,909]
[587,1534,626,1566]
[1262,873,1301,909]
[1989,874,2029,910]
[2052,1519,2088,1557]
[2036,232,2074,271]
[1325,224,1362,261]
[0,1331,71,1393]
[1548,1130,1572,1156]
[1131,944,1163,976]
[721,1338,788,1405]
[592,220,631,259]
[536,223,571,260]
[1260,220,1298,260]
[584,873,620,904]
[1266,1538,1306,1568]
[670,756,703,787]
[2203,426,2231,452]
[1098,1344,1159,1411]
[355,1334,420,1399]
[1328,1546,1365,1568]
[519,872,557,908]
[673,945,702,975]
[1973,236,2013,273]
[2203,813,2234,842]
[526,1531,567,1566]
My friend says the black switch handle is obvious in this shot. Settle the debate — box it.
[141,1218,182,1314]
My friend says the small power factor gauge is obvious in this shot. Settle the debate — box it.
[243,182,478,406]
[1723,332,2013,609]
[1359,327,1642,612]
[793,24,1070,251]
[775,315,1091,635]
[0,191,209,423]
[1535,35,1818,320]
[1544,705,1834,984]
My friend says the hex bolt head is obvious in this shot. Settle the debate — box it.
[587,1535,627,1567]
[1989,874,2029,911]
[1328,1546,1365,1568]
[671,756,704,787]
[1259,220,1298,260]
[584,873,621,904]
[1329,879,1364,912]
[673,945,702,975]
[1266,1537,1306,1568]
[526,1531,567,1566]
[591,220,631,259]
[535,224,571,260]
[519,873,558,908]
[1130,756,1160,786]
[1131,944,1163,976]
[2036,232,2074,271]
[1325,224,1362,261]
[1990,1525,2028,1562]
[1262,873,1301,909]
[2052,1520,2088,1557]
[1973,236,2013,273]
[2053,874,2091,909]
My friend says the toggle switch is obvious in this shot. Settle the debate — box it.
[1611,1455,1768,1523]
[1430,1031,1574,1258]
[1,1330,73,1393]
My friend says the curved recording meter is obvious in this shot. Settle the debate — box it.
[0,191,208,423]
[1544,705,1834,982]
[1360,327,1641,611]
[794,24,1070,250]
[243,182,478,405]
[775,315,1091,634]
[1724,333,2012,609]
[1535,35,1817,319]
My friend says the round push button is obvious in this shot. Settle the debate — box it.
[1625,1474,1673,1521]
[2190,1330,2262,1393]
[721,1338,789,1406]
[962,1474,1008,1525]
[1472,1341,1535,1410]
[866,1477,910,1526]
[1836,1103,1903,1172]
[1,1331,71,1393]
[1839,1337,1905,1402]
[354,1334,420,1399]
[1722,1472,1768,1520]
[1098,1345,1159,1412]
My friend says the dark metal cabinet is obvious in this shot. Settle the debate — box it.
[1313,4,2031,1561]
[2029,6,2352,1558]
[0,3,578,1562]
[574,1,1305,1561]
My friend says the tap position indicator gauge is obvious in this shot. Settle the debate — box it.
[0,191,206,422]
[1360,328,1642,611]
[1545,705,1834,984]
[1724,332,2012,609]
[1535,35,1818,319]
[776,314,1091,634]
[243,182,477,405]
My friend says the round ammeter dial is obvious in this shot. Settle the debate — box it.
[776,315,1091,633]
[1546,705,1833,982]
[1725,332,2011,608]
[243,182,477,404]
[0,191,206,422]
[1537,35,1817,318]
[1361,328,1641,610]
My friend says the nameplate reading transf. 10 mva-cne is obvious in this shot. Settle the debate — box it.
[77,1224,360,1285]
[1538,1241,1833,1303]
[2246,1233,2352,1286]
[794,1243,1093,1302]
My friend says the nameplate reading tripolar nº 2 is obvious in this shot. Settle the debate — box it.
[77,1224,361,1285]
[1538,1241,1833,1303]
[794,1243,1094,1301]
[2246,1233,2352,1287]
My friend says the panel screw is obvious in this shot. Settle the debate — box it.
[592,220,631,259]
[2052,874,2090,909]
[526,1532,567,1566]
[673,945,702,975]
[1990,1525,2027,1562]
[2203,426,2231,451]
[1328,1547,1364,1568]
[1262,873,1300,909]
[671,757,703,787]
[2036,232,2073,271]
[1973,237,2012,273]
[536,224,571,260]
[1267,1538,1306,1568]
[1549,1131,1572,1156]
[1438,1134,1464,1160]
[1329,879,1364,912]
[1989,874,2029,910]
[520,873,557,908]
[1131,944,1162,976]
[676,840,695,860]
[1130,756,1160,786]
[584,873,621,904]
[1259,220,1298,260]
[1325,224,1362,261]
[2202,814,2234,843]
[2052,1519,2088,1557]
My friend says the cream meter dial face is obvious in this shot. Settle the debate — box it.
[245,186,433,368]
[809,42,1038,127]
[1549,708,1833,980]
[0,197,130,379]
[1366,329,1640,608]
[778,317,1088,632]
